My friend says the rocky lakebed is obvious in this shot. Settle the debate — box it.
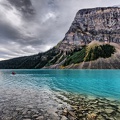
[0,91,120,120]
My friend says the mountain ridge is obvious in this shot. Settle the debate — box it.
[0,6,120,69]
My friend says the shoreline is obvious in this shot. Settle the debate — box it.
[0,89,120,120]
[55,91,120,120]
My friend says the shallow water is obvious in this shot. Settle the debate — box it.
[0,69,120,100]
[0,69,120,119]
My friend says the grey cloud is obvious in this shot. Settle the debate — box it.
[0,0,120,60]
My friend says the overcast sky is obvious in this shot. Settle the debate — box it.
[0,0,119,60]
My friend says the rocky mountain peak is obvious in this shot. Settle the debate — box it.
[0,6,120,69]
[59,7,120,53]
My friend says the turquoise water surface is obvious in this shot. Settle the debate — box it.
[0,69,120,100]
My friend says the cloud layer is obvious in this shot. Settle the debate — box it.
[0,0,119,60]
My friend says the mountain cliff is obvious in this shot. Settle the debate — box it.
[0,6,120,69]
[58,7,120,53]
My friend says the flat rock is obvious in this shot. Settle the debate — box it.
[61,116,68,120]
[16,108,23,111]
[62,108,68,116]
[32,114,39,118]
[27,105,34,108]
[36,116,44,120]
[23,119,32,120]
[105,108,114,114]
[87,113,97,120]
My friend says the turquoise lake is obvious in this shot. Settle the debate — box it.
[0,69,120,100]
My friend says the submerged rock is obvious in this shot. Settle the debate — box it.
[87,113,97,120]
[56,92,120,120]
[105,108,114,114]
[36,116,44,120]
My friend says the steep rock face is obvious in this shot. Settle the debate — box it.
[59,7,120,53]
[0,7,120,69]
[8,0,35,15]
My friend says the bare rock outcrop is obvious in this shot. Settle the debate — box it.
[59,7,120,53]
